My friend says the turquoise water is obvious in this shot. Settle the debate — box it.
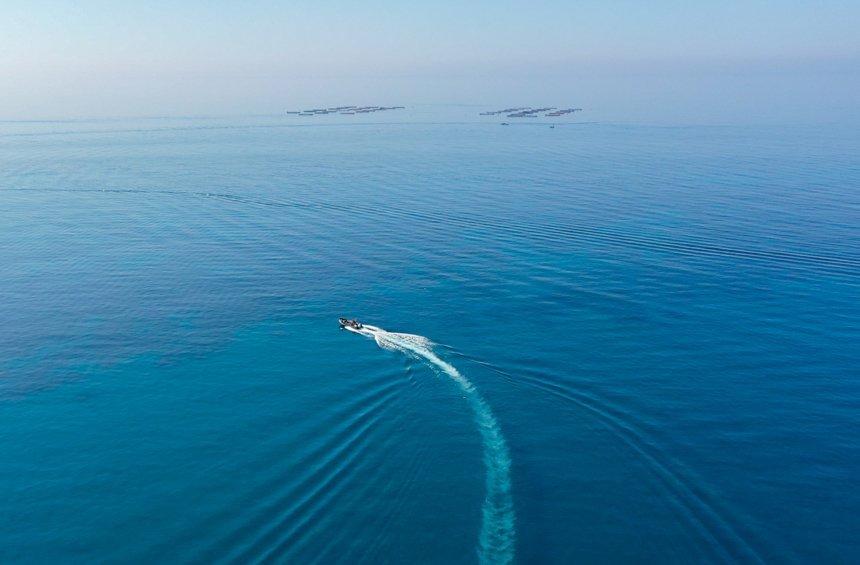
[1,112,858,563]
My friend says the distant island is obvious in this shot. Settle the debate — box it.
[286,106,405,116]
[480,107,582,118]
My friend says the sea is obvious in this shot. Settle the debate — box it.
[1,107,858,563]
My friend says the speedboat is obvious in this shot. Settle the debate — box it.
[339,317,364,330]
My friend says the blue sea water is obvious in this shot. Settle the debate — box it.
[1,110,858,563]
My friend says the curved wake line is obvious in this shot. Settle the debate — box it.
[352,324,515,564]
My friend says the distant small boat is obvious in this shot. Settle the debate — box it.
[339,318,364,330]
[501,122,510,126]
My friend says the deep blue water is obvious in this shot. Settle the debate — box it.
[1,112,858,563]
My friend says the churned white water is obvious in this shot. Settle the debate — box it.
[350,324,515,564]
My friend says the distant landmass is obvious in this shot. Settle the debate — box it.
[480,107,582,118]
[286,106,405,116]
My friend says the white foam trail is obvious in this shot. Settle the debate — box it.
[349,324,515,564]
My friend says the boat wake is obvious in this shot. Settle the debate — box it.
[347,323,515,564]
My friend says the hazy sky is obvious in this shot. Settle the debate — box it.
[2,0,858,122]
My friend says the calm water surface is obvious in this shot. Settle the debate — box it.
[1,112,858,563]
